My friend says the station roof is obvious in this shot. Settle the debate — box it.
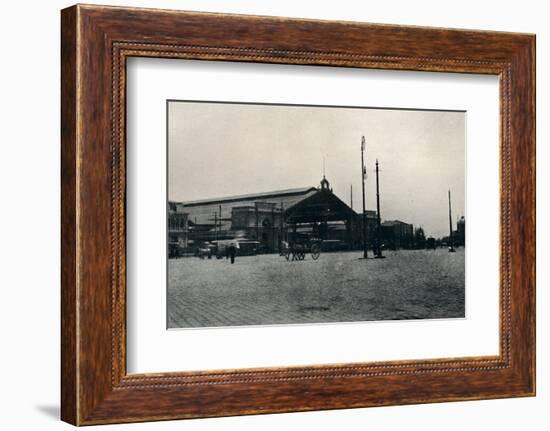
[182,187,317,206]
[382,220,413,227]
[175,186,319,227]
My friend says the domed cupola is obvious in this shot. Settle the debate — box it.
[320,175,331,192]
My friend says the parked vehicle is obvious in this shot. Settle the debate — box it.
[195,242,214,259]
[236,240,261,256]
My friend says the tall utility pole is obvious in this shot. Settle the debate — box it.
[219,205,222,238]
[280,200,285,246]
[349,184,354,249]
[214,212,218,243]
[255,203,259,242]
[375,159,384,258]
[361,136,368,258]
[448,189,456,252]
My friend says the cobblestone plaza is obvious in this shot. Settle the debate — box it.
[167,248,465,328]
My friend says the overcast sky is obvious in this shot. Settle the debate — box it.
[168,101,465,239]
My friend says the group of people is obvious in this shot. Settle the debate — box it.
[196,241,239,263]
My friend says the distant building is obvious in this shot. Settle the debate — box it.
[455,216,465,247]
[167,202,189,257]
[381,220,414,249]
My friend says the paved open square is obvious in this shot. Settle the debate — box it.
[167,248,465,328]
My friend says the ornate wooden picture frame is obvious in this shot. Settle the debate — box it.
[61,4,535,425]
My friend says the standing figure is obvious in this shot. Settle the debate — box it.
[228,242,237,264]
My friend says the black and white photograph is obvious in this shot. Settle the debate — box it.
[167,100,466,329]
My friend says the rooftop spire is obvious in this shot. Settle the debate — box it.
[320,155,331,191]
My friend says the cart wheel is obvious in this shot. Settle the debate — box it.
[311,244,320,260]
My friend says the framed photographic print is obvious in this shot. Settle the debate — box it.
[61,4,535,425]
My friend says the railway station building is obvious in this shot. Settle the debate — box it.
[169,176,379,254]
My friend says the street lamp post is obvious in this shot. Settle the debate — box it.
[375,159,385,258]
[361,136,368,259]
[448,189,456,253]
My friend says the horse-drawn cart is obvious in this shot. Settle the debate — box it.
[281,237,322,261]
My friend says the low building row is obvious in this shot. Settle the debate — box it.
[168,176,442,257]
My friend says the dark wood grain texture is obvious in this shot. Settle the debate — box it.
[60,4,535,425]
[60,5,78,425]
